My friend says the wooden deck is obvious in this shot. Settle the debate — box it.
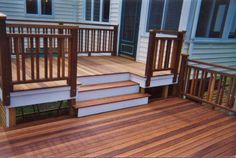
[12,56,171,91]
[0,98,235,157]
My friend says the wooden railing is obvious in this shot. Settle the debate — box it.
[7,19,118,56]
[77,26,118,56]
[7,23,77,84]
[179,54,236,114]
[145,30,185,86]
[0,14,79,106]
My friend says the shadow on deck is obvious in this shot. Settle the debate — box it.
[0,97,235,157]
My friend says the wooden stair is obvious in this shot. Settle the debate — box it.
[74,93,150,108]
[75,80,150,117]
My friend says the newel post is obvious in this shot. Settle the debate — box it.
[145,30,156,86]
[172,31,186,83]
[68,27,78,116]
[177,54,189,98]
[112,25,118,56]
[0,13,12,106]
[69,28,78,98]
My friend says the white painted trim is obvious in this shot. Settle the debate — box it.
[0,88,2,101]
[78,73,130,85]
[223,0,236,38]
[178,0,192,31]
[190,0,202,40]
[10,87,72,107]
[5,107,9,128]
[78,97,148,117]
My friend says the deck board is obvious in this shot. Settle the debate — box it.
[12,56,171,91]
[0,98,235,157]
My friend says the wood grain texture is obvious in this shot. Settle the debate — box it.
[0,98,235,157]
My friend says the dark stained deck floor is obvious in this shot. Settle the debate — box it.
[0,98,235,157]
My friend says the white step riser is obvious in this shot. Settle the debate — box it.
[78,73,130,85]
[77,85,139,101]
[78,97,148,117]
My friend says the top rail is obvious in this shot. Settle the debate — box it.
[188,59,236,72]
[7,18,117,27]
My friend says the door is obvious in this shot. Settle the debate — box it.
[119,0,142,58]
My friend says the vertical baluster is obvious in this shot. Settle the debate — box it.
[36,37,40,80]
[30,37,35,80]
[98,30,101,52]
[43,37,48,79]
[227,77,234,107]
[158,39,165,69]
[185,66,191,94]
[21,36,26,81]
[61,38,65,78]
[193,68,199,96]
[49,37,53,79]
[57,36,61,78]
[215,75,223,104]
[152,39,158,70]
[14,37,20,81]
[164,40,172,69]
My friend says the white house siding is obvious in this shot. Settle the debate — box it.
[190,42,236,68]
[0,0,78,21]
[109,0,120,24]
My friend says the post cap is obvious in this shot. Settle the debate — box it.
[0,12,7,19]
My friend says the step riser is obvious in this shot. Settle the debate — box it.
[78,73,130,85]
[78,97,148,117]
[77,85,139,101]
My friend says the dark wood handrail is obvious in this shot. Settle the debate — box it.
[7,18,118,27]
[188,59,236,72]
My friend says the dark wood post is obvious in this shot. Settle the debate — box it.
[0,13,12,106]
[177,54,189,98]
[172,31,186,83]
[145,30,156,86]
[68,27,78,116]
[112,25,118,56]
[69,28,78,98]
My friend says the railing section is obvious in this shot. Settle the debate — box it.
[145,30,185,86]
[0,14,79,106]
[179,55,236,114]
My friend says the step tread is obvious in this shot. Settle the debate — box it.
[74,93,150,109]
[79,81,138,92]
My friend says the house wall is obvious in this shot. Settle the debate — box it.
[0,0,78,21]
[135,0,236,69]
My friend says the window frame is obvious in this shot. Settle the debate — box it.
[145,0,183,33]
[194,0,236,40]
[84,0,111,23]
[25,0,54,18]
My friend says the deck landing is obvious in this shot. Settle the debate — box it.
[12,56,171,91]
[0,98,235,157]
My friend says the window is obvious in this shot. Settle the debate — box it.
[26,0,52,15]
[85,0,110,22]
[229,11,236,38]
[196,0,230,38]
[146,0,183,32]
[41,0,52,15]
[26,0,38,14]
